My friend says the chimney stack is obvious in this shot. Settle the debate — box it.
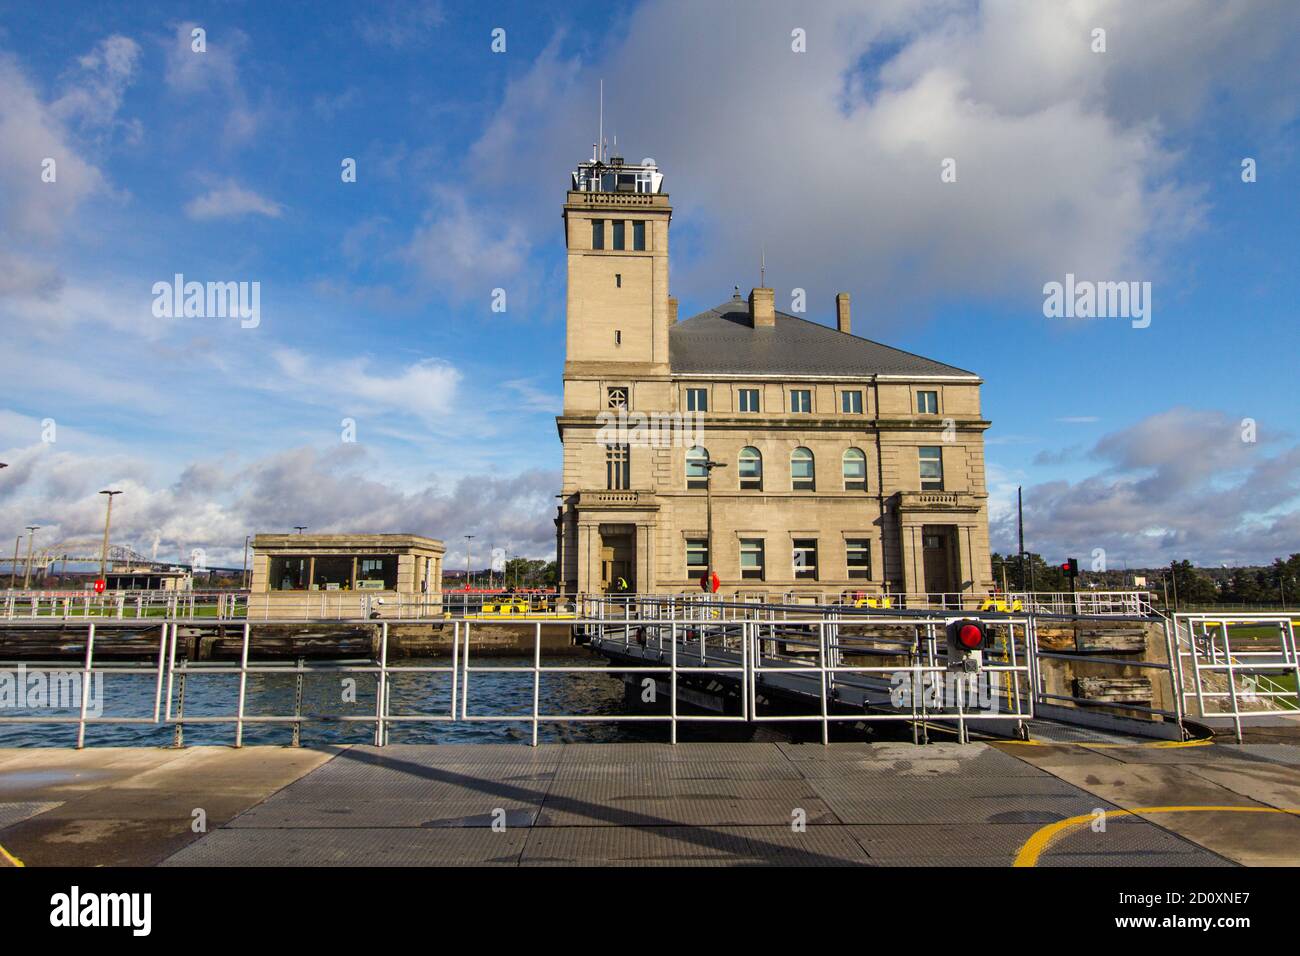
[668,296,678,324]
[836,292,851,335]
[748,287,775,328]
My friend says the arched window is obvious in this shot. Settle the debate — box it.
[686,446,710,489]
[738,446,763,490]
[791,447,815,491]
[842,448,866,491]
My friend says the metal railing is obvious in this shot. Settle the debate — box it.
[0,597,1193,748]
[1173,612,1300,741]
[2,589,247,621]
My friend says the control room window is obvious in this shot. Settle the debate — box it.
[686,539,709,576]
[842,448,867,491]
[313,555,354,591]
[918,390,939,414]
[606,443,630,490]
[685,388,708,412]
[919,446,944,491]
[607,387,628,410]
[612,220,625,250]
[738,388,760,412]
[592,219,605,250]
[790,389,811,413]
[792,539,818,580]
[356,556,398,591]
[633,220,646,251]
[740,539,765,580]
[686,446,710,489]
[738,446,763,490]
[269,556,309,591]
[791,447,815,491]
[846,540,871,580]
[841,390,863,414]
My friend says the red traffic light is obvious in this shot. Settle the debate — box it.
[957,623,984,649]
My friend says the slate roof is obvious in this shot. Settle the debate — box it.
[669,296,978,379]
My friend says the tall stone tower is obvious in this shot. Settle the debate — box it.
[561,154,672,382]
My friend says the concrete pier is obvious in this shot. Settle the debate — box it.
[2,739,1298,866]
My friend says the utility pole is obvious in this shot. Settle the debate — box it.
[23,526,39,589]
[99,490,122,582]
[1017,486,1025,593]
[703,457,727,593]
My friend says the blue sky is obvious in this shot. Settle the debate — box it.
[0,0,1297,570]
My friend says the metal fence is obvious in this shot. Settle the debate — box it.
[2,589,246,621]
[0,597,1202,748]
[1173,612,1300,741]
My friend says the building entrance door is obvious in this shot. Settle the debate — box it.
[922,526,954,600]
[599,525,636,593]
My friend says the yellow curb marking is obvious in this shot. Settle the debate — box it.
[1014,805,1300,867]
[0,841,24,868]
[998,737,1213,749]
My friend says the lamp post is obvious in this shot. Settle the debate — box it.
[10,535,19,590]
[703,457,727,592]
[242,535,251,589]
[98,490,122,582]
[293,526,307,534]
[464,535,475,590]
[23,526,39,589]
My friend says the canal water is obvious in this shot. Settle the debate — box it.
[0,653,653,748]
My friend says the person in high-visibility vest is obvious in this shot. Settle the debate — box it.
[615,576,630,593]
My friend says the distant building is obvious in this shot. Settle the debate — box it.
[105,569,192,591]
[553,153,992,600]
[248,534,445,618]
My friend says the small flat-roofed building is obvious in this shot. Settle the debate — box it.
[248,534,445,619]
[105,569,192,591]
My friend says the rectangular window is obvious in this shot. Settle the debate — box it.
[606,443,630,490]
[790,389,811,413]
[919,446,944,490]
[686,538,709,576]
[841,390,863,414]
[633,220,646,251]
[846,540,871,580]
[740,539,765,580]
[792,539,818,580]
[612,220,625,250]
[615,274,622,288]
[269,556,309,591]
[355,555,398,591]
[685,388,708,412]
[738,452,762,490]
[312,555,354,590]
[591,219,604,250]
[918,390,939,414]
[738,388,760,412]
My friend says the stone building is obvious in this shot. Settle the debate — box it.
[248,534,445,618]
[554,154,992,601]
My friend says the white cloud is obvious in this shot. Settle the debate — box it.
[450,0,1295,326]
[0,442,559,568]
[162,22,263,146]
[184,180,284,220]
[404,191,531,302]
[356,1,445,50]
[270,349,461,424]
[992,408,1300,565]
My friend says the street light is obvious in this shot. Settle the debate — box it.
[23,526,39,589]
[702,457,727,592]
[464,535,475,590]
[99,490,122,582]
[293,526,307,534]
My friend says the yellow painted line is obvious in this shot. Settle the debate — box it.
[1014,805,1300,867]
[998,737,1213,749]
[0,841,24,868]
